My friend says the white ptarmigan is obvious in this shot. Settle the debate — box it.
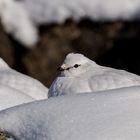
[49,53,140,97]
[0,58,48,100]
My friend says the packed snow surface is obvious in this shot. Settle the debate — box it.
[49,53,140,97]
[0,58,48,100]
[0,86,140,139]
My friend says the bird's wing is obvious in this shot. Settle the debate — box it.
[88,69,140,91]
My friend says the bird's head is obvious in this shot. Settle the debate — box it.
[57,53,96,77]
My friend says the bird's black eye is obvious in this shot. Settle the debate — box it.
[74,64,80,68]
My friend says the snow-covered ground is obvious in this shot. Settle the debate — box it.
[1,86,140,140]
[1,0,140,46]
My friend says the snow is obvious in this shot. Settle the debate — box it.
[0,0,38,47]
[0,84,34,111]
[0,58,48,100]
[21,0,140,24]
[0,86,140,139]
[49,53,140,97]
[1,0,140,46]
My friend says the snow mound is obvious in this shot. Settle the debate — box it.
[0,86,140,139]
[0,84,34,111]
[0,58,9,70]
[0,0,38,47]
[0,58,48,100]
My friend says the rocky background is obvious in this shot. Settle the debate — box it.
[0,19,140,87]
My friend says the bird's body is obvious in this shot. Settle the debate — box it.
[49,53,140,97]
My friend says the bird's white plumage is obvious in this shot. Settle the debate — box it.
[0,58,48,100]
[49,53,140,97]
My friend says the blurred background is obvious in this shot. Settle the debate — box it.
[1,0,140,87]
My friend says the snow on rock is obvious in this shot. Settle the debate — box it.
[1,0,140,46]
[0,58,48,100]
[22,0,140,25]
[49,53,140,97]
[0,86,140,139]
[0,0,38,47]
[0,84,34,111]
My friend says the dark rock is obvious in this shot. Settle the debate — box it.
[0,22,15,67]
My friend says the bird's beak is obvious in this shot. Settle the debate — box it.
[57,64,69,71]
[57,66,64,71]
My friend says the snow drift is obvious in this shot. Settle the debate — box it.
[0,86,140,139]
[0,58,48,100]
[0,84,34,111]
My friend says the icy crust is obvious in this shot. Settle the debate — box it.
[0,86,140,139]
